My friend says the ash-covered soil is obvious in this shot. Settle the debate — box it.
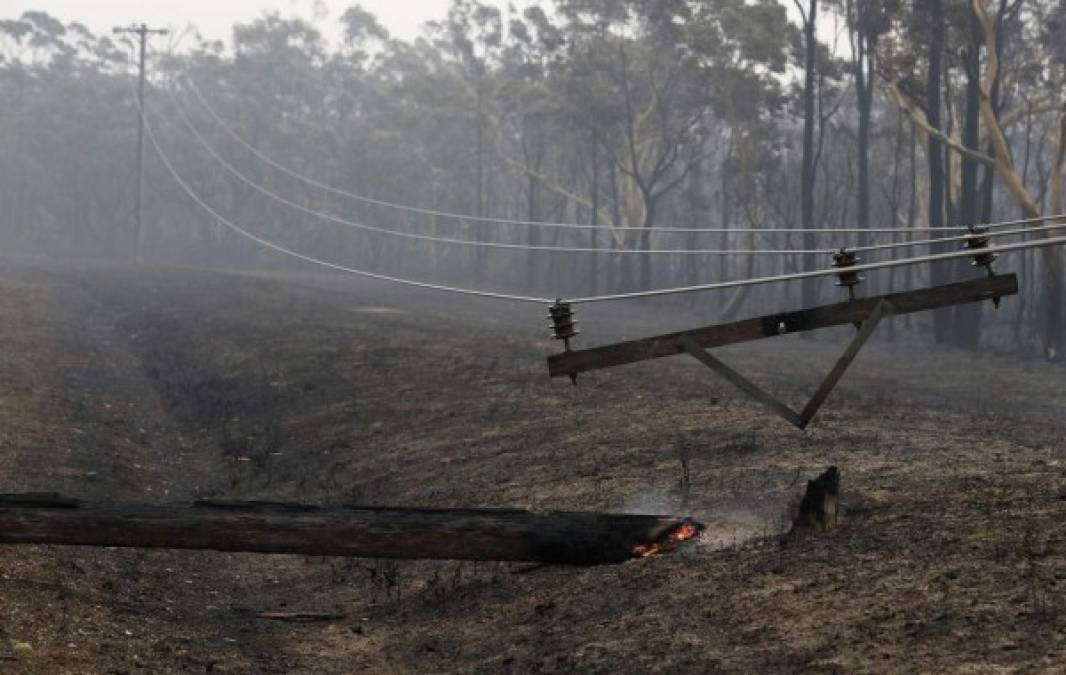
[1,256,1064,673]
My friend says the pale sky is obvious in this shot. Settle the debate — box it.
[7,1,457,44]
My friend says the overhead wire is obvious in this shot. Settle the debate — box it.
[567,234,1066,304]
[168,82,1066,259]
[181,73,1008,236]
[141,99,554,304]
[849,220,1066,254]
[162,85,839,256]
[139,77,1066,308]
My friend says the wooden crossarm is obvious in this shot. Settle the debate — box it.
[548,275,1017,379]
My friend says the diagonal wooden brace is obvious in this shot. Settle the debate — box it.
[796,300,889,427]
[679,335,804,428]
[680,300,891,430]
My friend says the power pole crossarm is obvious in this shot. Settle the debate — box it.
[114,23,169,265]
[548,275,1018,379]
[547,275,1018,430]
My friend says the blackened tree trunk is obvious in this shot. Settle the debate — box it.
[522,115,545,292]
[853,11,875,251]
[475,82,487,282]
[638,194,657,292]
[798,0,819,308]
[926,0,951,345]
[589,133,600,297]
[684,157,706,308]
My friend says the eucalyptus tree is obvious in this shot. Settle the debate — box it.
[881,0,1066,356]
[419,1,505,280]
[552,0,789,292]
[837,0,899,247]
[495,4,571,290]
[0,12,129,257]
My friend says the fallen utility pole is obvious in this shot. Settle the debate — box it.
[548,274,1018,429]
[0,495,702,566]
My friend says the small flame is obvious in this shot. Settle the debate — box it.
[672,522,700,542]
[633,520,702,558]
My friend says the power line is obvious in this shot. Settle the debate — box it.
[170,87,1066,259]
[148,101,1066,308]
[180,73,993,236]
[141,106,553,304]
[850,220,1066,254]
[567,235,1066,304]
[162,89,837,257]
[146,81,1066,308]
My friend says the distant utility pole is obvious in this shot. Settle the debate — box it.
[114,23,168,265]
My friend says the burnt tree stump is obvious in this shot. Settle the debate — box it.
[790,466,840,534]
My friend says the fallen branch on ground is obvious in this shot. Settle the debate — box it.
[255,612,347,622]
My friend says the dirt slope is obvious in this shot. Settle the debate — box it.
[1,257,1064,673]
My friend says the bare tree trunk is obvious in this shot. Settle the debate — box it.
[885,107,906,341]
[590,133,600,297]
[798,0,819,308]
[684,160,704,308]
[905,121,918,332]
[1047,111,1066,361]
[851,2,875,251]
[608,160,620,294]
[638,194,657,292]
[475,82,486,283]
[926,0,951,345]
[522,118,544,292]
[973,0,1060,358]
[954,11,985,352]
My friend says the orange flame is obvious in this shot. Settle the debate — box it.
[672,523,700,542]
[632,520,703,558]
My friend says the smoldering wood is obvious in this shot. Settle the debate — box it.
[0,494,701,566]
[790,466,841,534]
[796,300,888,426]
[548,275,1018,379]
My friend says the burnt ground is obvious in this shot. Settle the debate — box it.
[0,255,1064,673]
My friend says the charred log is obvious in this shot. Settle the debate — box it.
[0,494,703,566]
